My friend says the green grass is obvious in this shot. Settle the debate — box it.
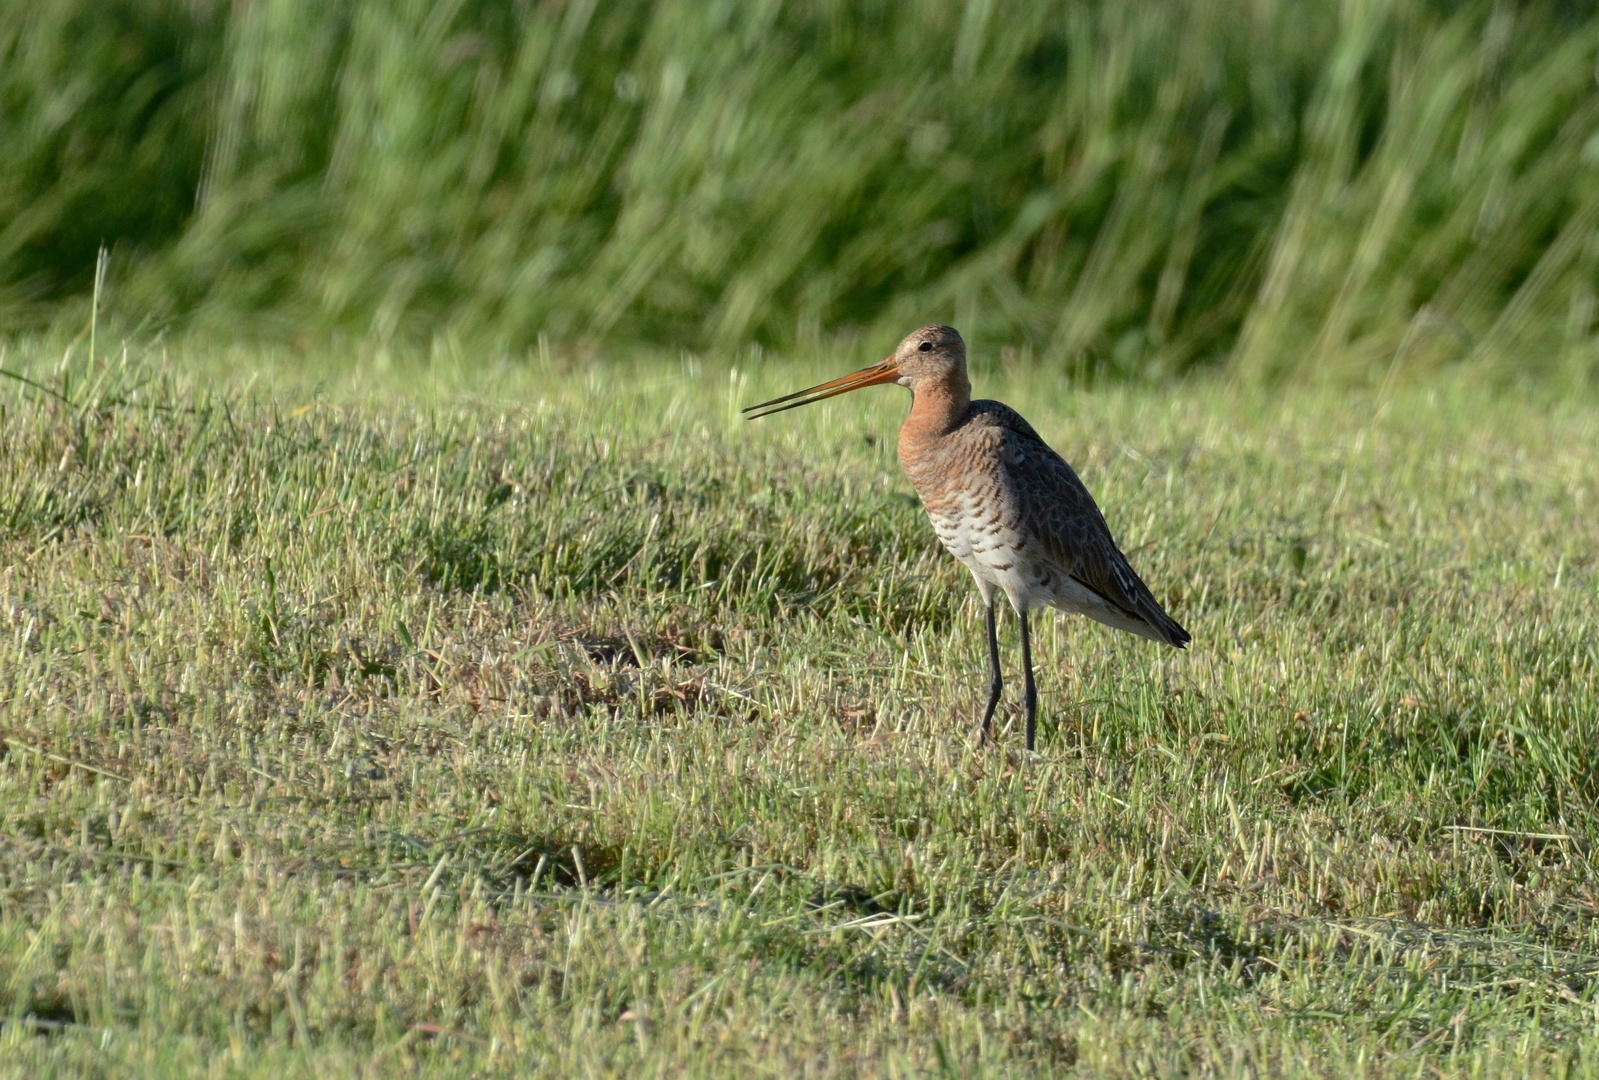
[6,0,1599,380]
[2,333,1598,1076]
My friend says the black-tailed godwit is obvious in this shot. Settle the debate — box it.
[744,325,1189,750]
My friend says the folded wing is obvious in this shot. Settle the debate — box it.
[994,413,1190,648]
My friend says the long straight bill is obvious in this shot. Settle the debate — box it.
[741,358,900,419]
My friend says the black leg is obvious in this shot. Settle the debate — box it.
[979,600,1003,741]
[1020,608,1037,751]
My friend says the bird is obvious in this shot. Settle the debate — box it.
[743,325,1189,750]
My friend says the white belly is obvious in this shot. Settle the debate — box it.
[928,504,1149,634]
[927,501,1046,609]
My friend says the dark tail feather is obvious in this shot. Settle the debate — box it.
[1145,601,1190,649]
[1161,611,1191,649]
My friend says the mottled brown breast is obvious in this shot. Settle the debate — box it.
[898,404,1026,571]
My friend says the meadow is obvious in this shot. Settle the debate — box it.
[6,0,1599,1074]
[1,332,1597,1076]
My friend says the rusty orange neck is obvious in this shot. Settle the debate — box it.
[898,371,972,453]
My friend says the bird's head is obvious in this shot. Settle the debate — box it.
[742,324,969,419]
[887,324,967,391]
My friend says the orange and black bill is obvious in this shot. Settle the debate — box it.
[741,358,901,420]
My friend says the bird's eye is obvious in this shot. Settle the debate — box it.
[918,341,933,352]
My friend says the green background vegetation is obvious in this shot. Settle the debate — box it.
[5,0,1599,378]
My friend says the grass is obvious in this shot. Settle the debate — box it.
[6,1,1599,379]
[1,332,1597,1076]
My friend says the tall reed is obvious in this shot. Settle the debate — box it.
[3,0,1597,379]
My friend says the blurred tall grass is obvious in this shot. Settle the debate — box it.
[3,0,1599,379]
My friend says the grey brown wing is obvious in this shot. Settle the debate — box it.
[999,426,1190,647]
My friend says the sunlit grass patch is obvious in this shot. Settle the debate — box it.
[1,338,1597,1076]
